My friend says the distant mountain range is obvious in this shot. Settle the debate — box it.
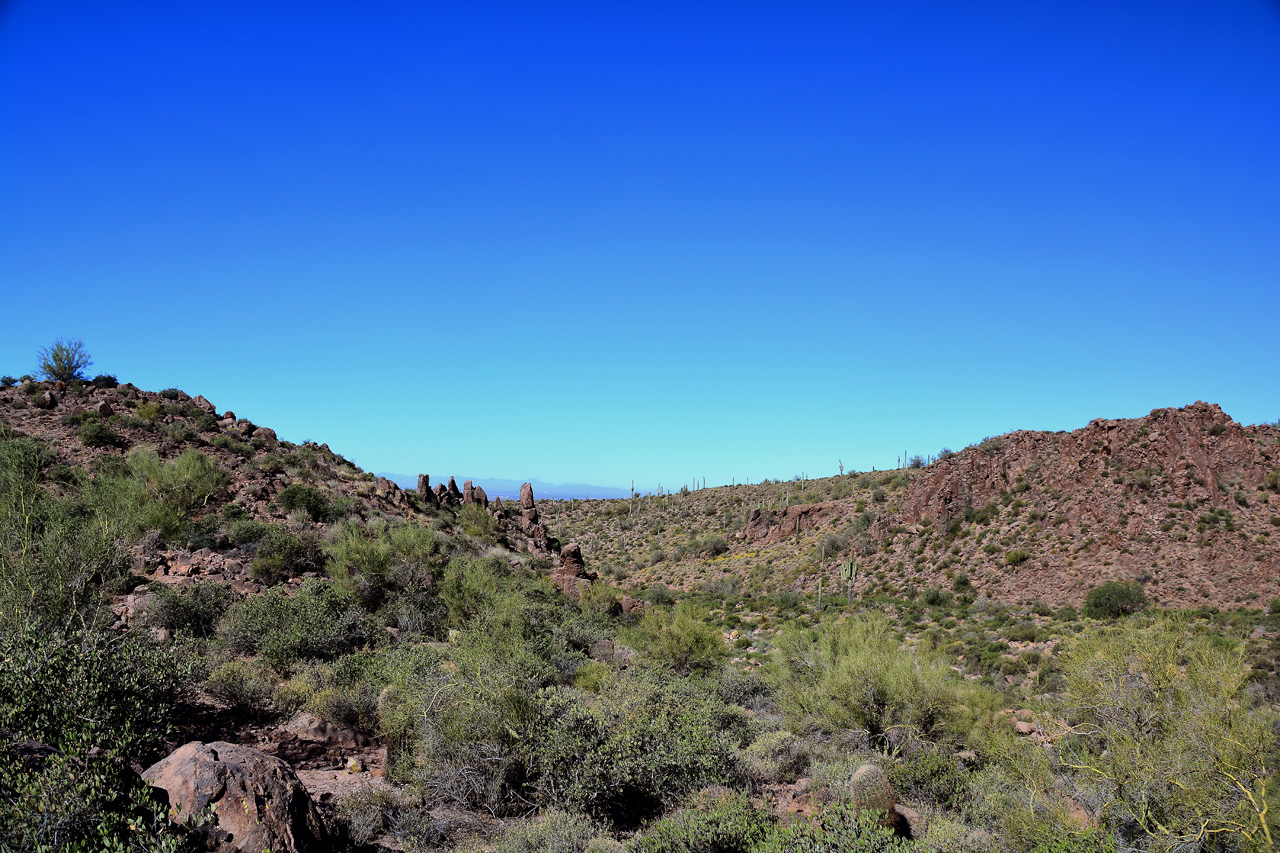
[375,474,632,501]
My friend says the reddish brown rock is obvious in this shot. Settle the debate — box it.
[251,426,278,446]
[143,741,328,853]
[519,482,536,510]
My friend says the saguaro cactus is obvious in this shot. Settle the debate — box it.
[840,558,858,605]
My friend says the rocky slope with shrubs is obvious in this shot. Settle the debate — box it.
[551,402,1280,611]
[2,361,1278,853]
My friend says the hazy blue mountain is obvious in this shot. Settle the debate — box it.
[375,474,632,501]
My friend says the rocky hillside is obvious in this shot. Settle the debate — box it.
[550,402,1280,610]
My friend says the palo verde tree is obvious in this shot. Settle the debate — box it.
[1052,617,1278,851]
[36,337,93,383]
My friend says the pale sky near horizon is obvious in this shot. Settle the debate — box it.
[2,1,1277,490]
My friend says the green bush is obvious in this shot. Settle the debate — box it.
[218,578,378,672]
[78,419,126,448]
[771,615,993,751]
[327,518,446,616]
[1082,580,1147,619]
[0,436,130,630]
[629,792,770,853]
[459,502,497,538]
[753,802,912,853]
[205,658,276,717]
[279,482,334,522]
[211,433,254,458]
[496,810,605,853]
[0,626,193,852]
[1056,620,1276,849]
[145,581,234,639]
[624,602,729,676]
[1004,549,1031,566]
[0,376,15,389]
[81,446,228,543]
[523,675,747,824]
[36,338,92,382]
[887,750,967,809]
[251,526,324,585]
[227,517,272,545]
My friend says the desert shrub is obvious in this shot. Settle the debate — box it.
[78,419,126,448]
[772,614,992,752]
[145,580,235,639]
[459,502,496,538]
[36,338,92,382]
[251,525,325,585]
[523,675,747,824]
[226,516,272,545]
[327,518,446,616]
[1054,620,1277,850]
[0,625,193,852]
[629,791,770,853]
[1004,549,1031,566]
[647,583,677,605]
[887,750,967,809]
[211,433,255,458]
[624,602,729,676]
[921,587,951,607]
[81,446,227,542]
[495,810,603,853]
[91,373,118,388]
[718,667,773,707]
[285,653,386,732]
[133,400,163,422]
[1082,580,1146,619]
[1208,423,1227,436]
[740,729,810,783]
[205,658,276,716]
[580,581,623,617]
[279,482,333,522]
[218,578,379,672]
[0,376,15,389]
[753,801,912,852]
[0,437,131,630]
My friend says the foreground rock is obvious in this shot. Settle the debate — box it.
[143,740,329,852]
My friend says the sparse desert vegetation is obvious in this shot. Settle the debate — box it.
[2,353,1278,851]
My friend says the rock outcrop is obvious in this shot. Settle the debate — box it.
[144,741,328,853]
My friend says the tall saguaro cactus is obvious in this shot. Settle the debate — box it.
[840,558,858,605]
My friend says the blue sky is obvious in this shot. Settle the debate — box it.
[2,1,1277,491]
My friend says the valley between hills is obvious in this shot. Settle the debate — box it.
[2,365,1279,853]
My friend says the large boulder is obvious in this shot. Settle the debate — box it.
[519,482,536,510]
[251,426,278,447]
[143,741,328,853]
[462,480,476,504]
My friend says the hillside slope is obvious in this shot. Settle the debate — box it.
[549,402,1280,610]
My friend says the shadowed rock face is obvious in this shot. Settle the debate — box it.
[143,740,329,853]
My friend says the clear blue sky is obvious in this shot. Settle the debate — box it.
[2,1,1277,491]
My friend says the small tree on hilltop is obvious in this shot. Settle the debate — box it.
[37,339,92,383]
